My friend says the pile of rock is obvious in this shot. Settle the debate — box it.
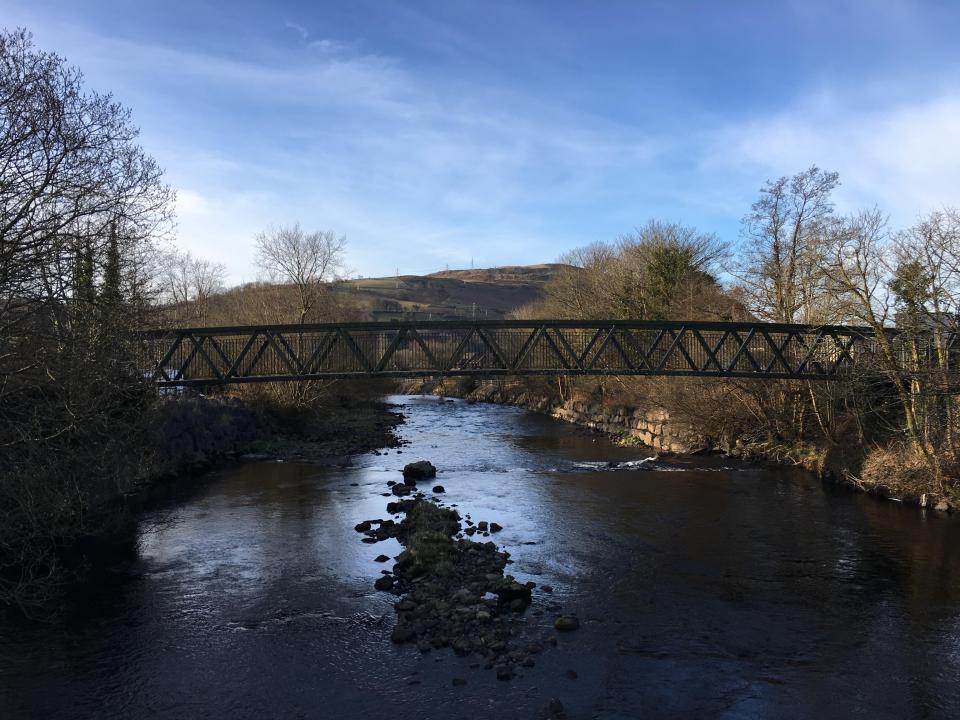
[390,460,438,496]
[355,460,579,681]
[462,519,503,537]
[354,518,400,543]
[383,500,548,679]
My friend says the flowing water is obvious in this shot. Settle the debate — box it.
[2,395,960,719]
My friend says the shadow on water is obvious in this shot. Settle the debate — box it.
[1,394,959,719]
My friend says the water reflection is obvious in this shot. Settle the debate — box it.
[1,395,959,719]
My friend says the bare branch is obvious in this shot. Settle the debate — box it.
[253,223,346,323]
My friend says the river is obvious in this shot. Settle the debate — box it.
[2,395,959,719]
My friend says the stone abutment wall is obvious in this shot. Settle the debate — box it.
[463,384,707,454]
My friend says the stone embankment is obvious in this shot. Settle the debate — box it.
[463,384,706,454]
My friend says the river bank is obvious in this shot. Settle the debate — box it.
[1,392,404,618]
[116,392,407,535]
[148,393,403,477]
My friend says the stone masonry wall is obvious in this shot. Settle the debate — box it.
[464,385,708,454]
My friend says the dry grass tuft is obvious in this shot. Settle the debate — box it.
[856,443,958,503]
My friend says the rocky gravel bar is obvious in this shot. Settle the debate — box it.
[354,461,578,685]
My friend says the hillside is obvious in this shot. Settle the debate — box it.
[331,263,567,321]
[426,264,565,283]
[180,263,569,327]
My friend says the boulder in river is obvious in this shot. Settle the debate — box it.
[402,460,437,482]
[489,522,502,533]
[496,580,532,607]
[374,576,395,591]
[542,698,565,718]
[432,485,445,493]
[554,615,580,631]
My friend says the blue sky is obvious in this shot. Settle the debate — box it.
[3,0,959,283]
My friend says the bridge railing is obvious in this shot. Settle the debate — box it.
[136,319,891,386]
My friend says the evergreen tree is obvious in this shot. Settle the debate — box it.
[71,239,96,334]
[99,225,123,326]
[80,241,96,305]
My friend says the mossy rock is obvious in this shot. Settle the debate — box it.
[554,615,580,631]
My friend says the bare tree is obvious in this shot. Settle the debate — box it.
[161,249,227,324]
[893,208,960,331]
[735,166,840,323]
[546,242,617,320]
[816,209,944,480]
[0,29,174,610]
[250,224,346,409]
[890,208,960,462]
[253,224,346,324]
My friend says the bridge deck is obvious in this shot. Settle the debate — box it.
[138,320,881,386]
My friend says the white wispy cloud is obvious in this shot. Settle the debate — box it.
[283,21,309,42]
[705,87,960,224]
[95,28,664,281]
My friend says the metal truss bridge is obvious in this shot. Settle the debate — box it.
[137,320,884,387]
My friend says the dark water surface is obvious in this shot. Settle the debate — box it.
[2,396,960,719]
